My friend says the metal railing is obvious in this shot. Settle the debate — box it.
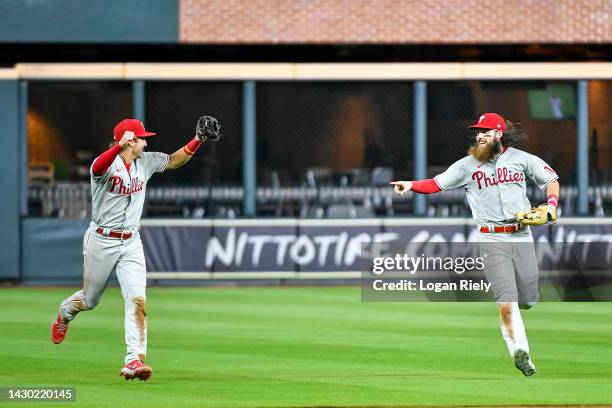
[28,183,611,219]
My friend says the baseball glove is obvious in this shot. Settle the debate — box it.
[515,204,557,226]
[196,115,222,142]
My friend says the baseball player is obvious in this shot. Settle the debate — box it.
[50,116,221,381]
[391,113,559,377]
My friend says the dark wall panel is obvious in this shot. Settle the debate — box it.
[0,0,178,43]
[0,81,20,279]
[22,218,89,281]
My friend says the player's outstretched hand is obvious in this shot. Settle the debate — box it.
[195,115,222,142]
[119,131,135,148]
[390,181,413,196]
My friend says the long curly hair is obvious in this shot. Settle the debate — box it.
[501,120,528,148]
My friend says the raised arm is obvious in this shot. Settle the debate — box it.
[92,131,135,176]
[167,137,205,170]
[167,115,222,170]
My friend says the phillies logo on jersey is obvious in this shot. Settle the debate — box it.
[472,167,525,189]
[108,176,145,195]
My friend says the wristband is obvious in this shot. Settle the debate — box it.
[547,194,558,209]
[183,137,203,156]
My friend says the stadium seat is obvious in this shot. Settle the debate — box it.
[371,167,393,186]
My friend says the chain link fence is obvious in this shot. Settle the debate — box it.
[145,81,243,185]
[27,79,612,218]
[428,81,577,181]
[28,81,132,185]
[256,81,413,217]
[589,80,612,187]
[144,81,243,217]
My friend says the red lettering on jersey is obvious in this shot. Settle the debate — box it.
[108,176,145,195]
[131,177,144,193]
[472,171,497,189]
[472,167,524,190]
[109,176,122,193]
[496,168,504,182]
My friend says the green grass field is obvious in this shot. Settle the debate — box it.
[1,287,611,407]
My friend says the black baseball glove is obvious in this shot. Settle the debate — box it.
[195,115,222,142]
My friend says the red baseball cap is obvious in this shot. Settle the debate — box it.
[113,119,156,142]
[468,113,506,132]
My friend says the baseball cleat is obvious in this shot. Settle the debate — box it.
[50,314,70,344]
[120,360,152,381]
[513,348,536,377]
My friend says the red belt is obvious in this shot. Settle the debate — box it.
[96,227,133,240]
[479,223,521,233]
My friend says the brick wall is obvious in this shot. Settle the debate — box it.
[180,0,612,44]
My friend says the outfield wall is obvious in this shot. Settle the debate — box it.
[17,217,612,284]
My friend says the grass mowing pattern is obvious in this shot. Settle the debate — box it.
[1,287,611,407]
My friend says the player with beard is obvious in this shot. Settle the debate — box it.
[391,113,559,377]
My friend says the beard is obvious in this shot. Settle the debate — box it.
[468,140,502,162]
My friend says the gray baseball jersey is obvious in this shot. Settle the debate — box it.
[58,150,170,365]
[90,151,169,230]
[433,147,558,226]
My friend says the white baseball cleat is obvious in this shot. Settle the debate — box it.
[513,349,536,377]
